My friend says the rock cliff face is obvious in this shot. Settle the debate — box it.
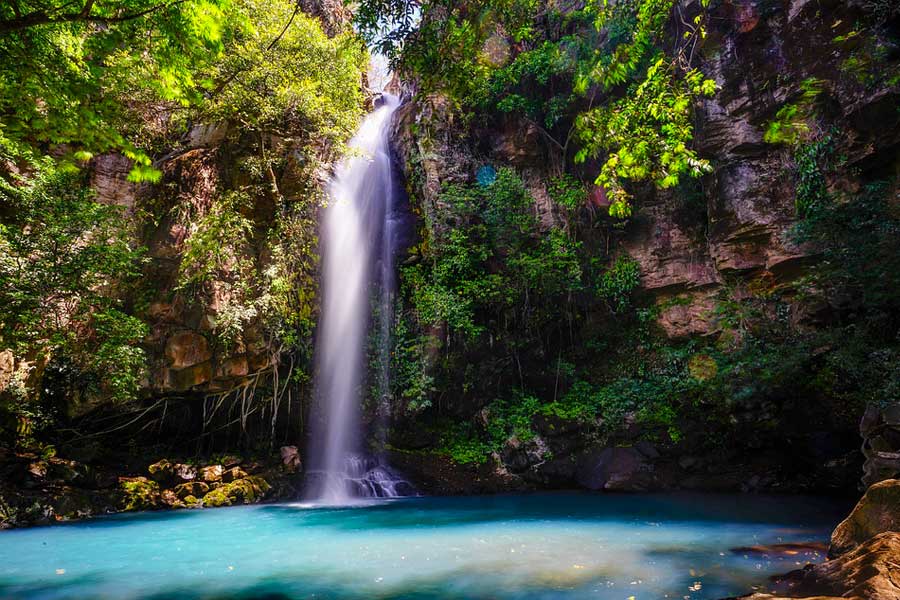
[388,0,899,492]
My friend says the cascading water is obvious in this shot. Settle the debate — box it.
[304,92,411,504]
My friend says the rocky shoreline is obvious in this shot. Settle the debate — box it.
[731,479,900,600]
[0,446,302,528]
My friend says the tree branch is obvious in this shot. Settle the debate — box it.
[0,0,187,34]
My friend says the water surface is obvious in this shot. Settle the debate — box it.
[0,492,845,600]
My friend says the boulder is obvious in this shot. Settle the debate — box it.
[200,465,224,483]
[118,477,161,511]
[576,447,657,491]
[169,361,213,391]
[830,479,900,557]
[147,459,174,483]
[159,489,182,508]
[201,476,271,508]
[47,458,85,484]
[860,402,900,487]
[734,536,900,600]
[173,463,198,483]
[174,481,209,499]
[280,446,301,472]
[222,467,248,483]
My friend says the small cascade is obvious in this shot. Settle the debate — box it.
[305,454,414,501]
[304,92,412,505]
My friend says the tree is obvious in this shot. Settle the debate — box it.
[0,160,148,415]
[0,0,234,180]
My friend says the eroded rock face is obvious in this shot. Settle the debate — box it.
[770,533,900,600]
[90,154,138,209]
[165,331,211,370]
[830,479,900,557]
[860,403,900,487]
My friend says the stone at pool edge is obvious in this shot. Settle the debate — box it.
[829,478,900,557]
[730,532,900,600]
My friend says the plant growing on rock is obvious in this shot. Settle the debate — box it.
[0,161,148,443]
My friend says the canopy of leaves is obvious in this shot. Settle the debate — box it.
[0,0,236,179]
[203,0,367,149]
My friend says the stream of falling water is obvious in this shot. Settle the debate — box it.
[303,93,411,504]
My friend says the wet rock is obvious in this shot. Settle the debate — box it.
[860,402,900,487]
[169,361,213,391]
[174,481,210,499]
[280,446,301,472]
[90,153,137,209]
[46,458,85,484]
[200,465,224,483]
[201,476,271,508]
[118,477,161,511]
[730,541,828,557]
[779,533,900,600]
[830,478,900,557]
[576,447,657,491]
[173,463,198,483]
[222,467,248,483]
[215,356,249,380]
[147,459,174,483]
[633,441,660,460]
[159,489,183,508]
[678,455,700,470]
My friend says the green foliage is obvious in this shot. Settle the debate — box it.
[793,133,836,217]
[480,35,587,129]
[763,78,823,146]
[378,0,538,101]
[390,311,436,412]
[204,0,366,148]
[0,0,236,180]
[795,180,900,312]
[402,168,583,342]
[548,174,587,210]
[596,255,641,312]
[575,58,715,218]
[178,191,254,290]
[438,422,495,464]
[90,310,150,403]
[0,160,148,410]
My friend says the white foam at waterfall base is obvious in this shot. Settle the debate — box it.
[304,93,412,505]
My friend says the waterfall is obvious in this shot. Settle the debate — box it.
[304,92,411,504]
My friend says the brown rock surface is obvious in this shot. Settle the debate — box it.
[830,479,900,557]
[164,331,211,369]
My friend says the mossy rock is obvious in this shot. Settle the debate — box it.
[174,481,210,499]
[147,459,174,483]
[201,476,271,508]
[118,477,161,511]
[183,495,201,508]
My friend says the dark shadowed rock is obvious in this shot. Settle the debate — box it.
[860,403,900,487]
[147,459,174,484]
[576,447,657,491]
